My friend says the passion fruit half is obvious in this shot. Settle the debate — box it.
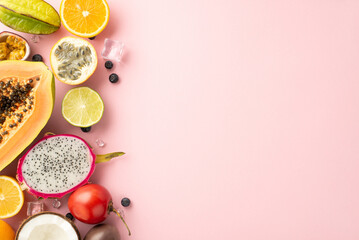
[50,36,97,85]
[16,212,81,240]
[0,31,30,61]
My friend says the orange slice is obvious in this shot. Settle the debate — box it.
[0,176,24,219]
[60,0,110,38]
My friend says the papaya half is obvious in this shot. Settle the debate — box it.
[0,0,60,35]
[0,60,55,171]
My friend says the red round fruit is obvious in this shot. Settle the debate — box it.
[68,184,112,224]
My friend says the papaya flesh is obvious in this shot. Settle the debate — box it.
[0,60,55,171]
[0,0,60,35]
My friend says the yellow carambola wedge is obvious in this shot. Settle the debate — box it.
[0,0,60,34]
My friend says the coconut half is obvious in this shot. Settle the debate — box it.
[16,212,81,240]
[50,36,97,85]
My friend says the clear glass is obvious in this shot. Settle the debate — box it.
[96,138,105,148]
[101,38,125,62]
[27,201,44,216]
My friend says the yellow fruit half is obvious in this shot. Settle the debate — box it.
[0,175,24,219]
[60,0,110,38]
[0,220,15,240]
[50,36,97,85]
[62,87,104,127]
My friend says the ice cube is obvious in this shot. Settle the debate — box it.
[52,198,61,209]
[30,35,40,43]
[96,138,105,148]
[27,201,44,216]
[101,38,125,62]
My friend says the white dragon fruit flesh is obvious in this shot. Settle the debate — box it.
[17,134,124,199]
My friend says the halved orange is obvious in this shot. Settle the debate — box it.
[0,220,15,240]
[0,176,24,219]
[60,0,110,38]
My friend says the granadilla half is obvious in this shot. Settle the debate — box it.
[50,36,97,85]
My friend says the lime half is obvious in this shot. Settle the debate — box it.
[62,87,104,127]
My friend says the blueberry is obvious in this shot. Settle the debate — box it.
[121,197,131,207]
[32,54,43,62]
[81,126,91,132]
[66,213,74,220]
[109,73,119,83]
[105,61,113,69]
[88,36,96,40]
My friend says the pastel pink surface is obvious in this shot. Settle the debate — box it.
[1,0,359,239]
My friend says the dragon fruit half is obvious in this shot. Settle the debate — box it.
[17,134,124,198]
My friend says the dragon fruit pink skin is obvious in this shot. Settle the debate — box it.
[16,134,124,199]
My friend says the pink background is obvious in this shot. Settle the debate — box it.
[2,0,359,239]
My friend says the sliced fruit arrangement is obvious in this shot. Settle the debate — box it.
[15,212,81,240]
[17,134,124,198]
[62,87,104,127]
[0,219,15,239]
[0,0,132,237]
[0,60,55,171]
[0,175,24,219]
[0,0,60,35]
[60,0,110,38]
[50,37,97,85]
[0,31,30,61]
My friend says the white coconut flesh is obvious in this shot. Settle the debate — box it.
[51,37,97,84]
[16,213,80,240]
[21,136,92,194]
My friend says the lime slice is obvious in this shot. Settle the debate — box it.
[62,87,104,127]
